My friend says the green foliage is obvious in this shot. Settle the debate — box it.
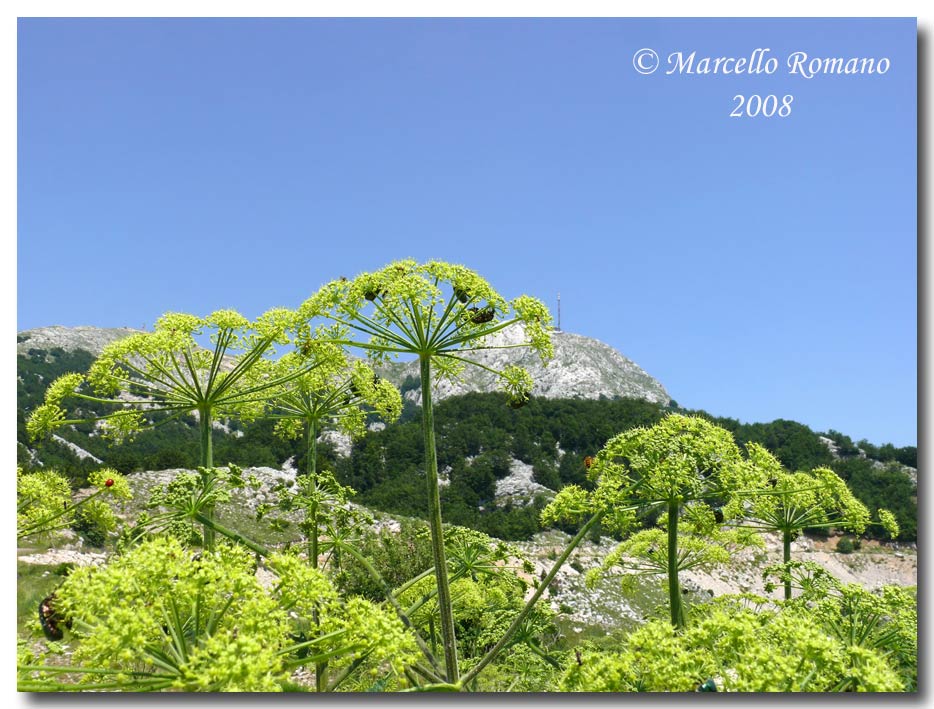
[35,536,421,692]
[18,466,132,542]
[856,439,917,468]
[395,529,556,668]
[72,499,116,546]
[831,458,916,541]
[560,595,908,692]
[337,519,435,600]
[53,537,290,691]
[836,537,855,554]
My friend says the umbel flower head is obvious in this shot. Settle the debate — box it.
[299,259,554,407]
[543,414,764,534]
[26,307,312,444]
[265,337,403,442]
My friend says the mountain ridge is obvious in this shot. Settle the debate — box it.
[17,324,671,406]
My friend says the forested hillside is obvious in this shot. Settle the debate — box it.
[17,345,917,542]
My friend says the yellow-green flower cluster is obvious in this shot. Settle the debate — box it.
[878,508,900,538]
[57,537,291,690]
[302,260,553,395]
[748,444,873,536]
[30,306,305,445]
[267,342,403,441]
[88,468,133,500]
[542,415,764,534]
[25,372,83,440]
[560,598,906,692]
[17,467,72,537]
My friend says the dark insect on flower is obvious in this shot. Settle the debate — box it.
[468,306,495,324]
[454,287,470,304]
[509,394,530,410]
[583,456,594,469]
[105,479,115,487]
[713,508,724,524]
[38,593,64,641]
[299,340,315,357]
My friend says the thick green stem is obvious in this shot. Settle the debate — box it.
[305,420,320,570]
[305,419,326,693]
[199,406,215,550]
[193,512,269,557]
[783,529,793,601]
[460,514,602,687]
[668,499,684,628]
[419,355,459,683]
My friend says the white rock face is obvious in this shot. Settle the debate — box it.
[51,434,103,463]
[319,429,352,458]
[18,549,108,567]
[382,326,670,406]
[494,458,555,507]
[17,325,142,356]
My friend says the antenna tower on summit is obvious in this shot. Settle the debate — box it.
[556,292,561,332]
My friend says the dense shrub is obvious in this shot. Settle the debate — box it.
[835,537,855,554]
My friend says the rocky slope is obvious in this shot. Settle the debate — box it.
[17,326,142,357]
[378,326,670,405]
[18,324,670,407]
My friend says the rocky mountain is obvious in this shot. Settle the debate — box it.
[17,326,142,357]
[377,326,670,406]
[17,324,671,406]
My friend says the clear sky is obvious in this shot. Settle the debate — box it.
[17,17,917,446]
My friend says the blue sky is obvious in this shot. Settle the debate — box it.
[17,18,917,446]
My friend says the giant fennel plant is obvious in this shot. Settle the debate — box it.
[18,536,420,692]
[543,414,767,628]
[301,259,553,683]
[26,308,316,548]
[739,443,899,599]
[263,341,402,568]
